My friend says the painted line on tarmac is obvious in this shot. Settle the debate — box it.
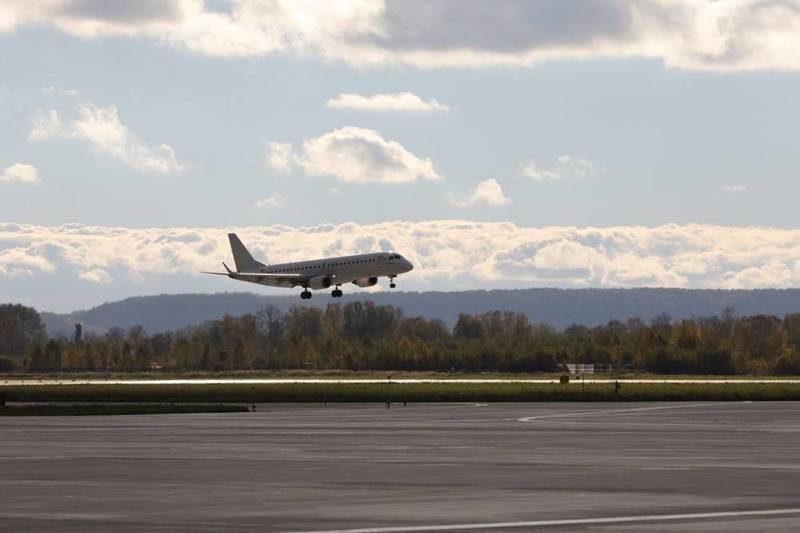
[280,508,800,533]
[517,402,727,422]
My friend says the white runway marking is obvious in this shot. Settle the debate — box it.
[517,402,723,422]
[280,508,800,533]
[4,378,800,386]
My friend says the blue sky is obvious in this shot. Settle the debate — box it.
[2,1,800,311]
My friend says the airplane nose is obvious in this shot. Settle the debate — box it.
[403,259,414,272]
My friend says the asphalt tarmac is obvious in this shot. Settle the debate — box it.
[2,402,800,532]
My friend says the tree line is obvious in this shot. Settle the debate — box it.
[1,302,800,374]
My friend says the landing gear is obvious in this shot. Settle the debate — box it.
[300,289,312,300]
[331,287,343,298]
[389,276,396,289]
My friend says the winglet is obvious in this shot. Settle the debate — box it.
[222,262,235,277]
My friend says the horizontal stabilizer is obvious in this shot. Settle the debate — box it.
[202,262,235,277]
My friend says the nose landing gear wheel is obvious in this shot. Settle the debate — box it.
[389,276,396,289]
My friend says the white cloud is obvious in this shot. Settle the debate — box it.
[28,109,62,141]
[0,246,55,276]
[254,194,288,208]
[79,268,112,284]
[326,92,449,112]
[520,160,558,181]
[275,127,443,184]
[2,1,800,72]
[29,101,183,174]
[522,154,605,181]
[449,179,510,208]
[5,222,800,293]
[0,163,41,184]
[264,142,294,173]
[723,184,749,193]
[71,103,184,173]
[554,155,605,177]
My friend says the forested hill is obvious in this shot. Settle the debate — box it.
[39,288,800,337]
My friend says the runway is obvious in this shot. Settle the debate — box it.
[5,378,800,385]
[2,402,800,531]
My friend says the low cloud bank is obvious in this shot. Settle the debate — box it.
[2,222,800,292]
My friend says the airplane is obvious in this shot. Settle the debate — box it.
[203,233,414,300]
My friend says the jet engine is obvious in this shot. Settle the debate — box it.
[352,276,378,288]
[308,275,333,290]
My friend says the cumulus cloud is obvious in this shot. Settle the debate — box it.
[448,179,510,207]
[273,127,442,183]
[2,1,799,72]
[264,142,294,173]
[326,92,449,112]
[254,194,288,208]
[0,163,41,184]
[520,161,558,181]
[28,109,62,141]
[69,103,183,173]
[0,246,55,276]
[522,155,605,181]
[79,268,112,284]
[29,101,183,173]
[4,222,800,292]
[554,155,605,177]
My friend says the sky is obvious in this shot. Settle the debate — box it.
[1,0,800,312]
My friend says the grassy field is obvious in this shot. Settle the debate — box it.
[4,381,800,403]
[0,403,249,416]
[3,370,560,381]
[5,370,800,381]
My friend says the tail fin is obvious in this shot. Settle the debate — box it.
[228,233,265,272]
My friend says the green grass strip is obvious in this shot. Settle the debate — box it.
[0,403,249,416]
[4,382,800,403]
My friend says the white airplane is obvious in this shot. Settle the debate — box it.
[204,233,414,300]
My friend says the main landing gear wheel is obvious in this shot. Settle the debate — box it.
[301,289,312,300]
[331,288,343,298]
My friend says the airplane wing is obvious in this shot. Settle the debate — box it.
[201,271,303,278]
[202,262,305,284]
[232,272,304,281]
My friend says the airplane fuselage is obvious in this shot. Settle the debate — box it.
[241,252,413,288]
